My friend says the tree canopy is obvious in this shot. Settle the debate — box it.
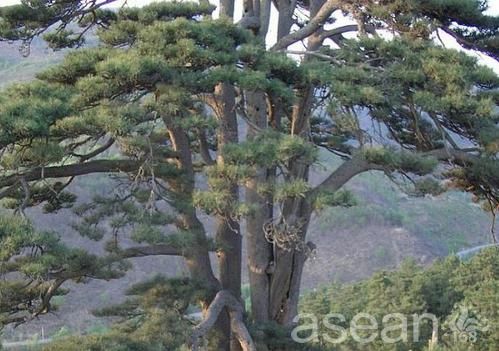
[0,0,498,350]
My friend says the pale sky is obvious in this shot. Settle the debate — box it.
[1,0,498,71]
[2,0,498,14]
[4,0,497,14]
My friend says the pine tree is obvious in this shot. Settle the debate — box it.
[0,1,498,350]
[300,247,499,351]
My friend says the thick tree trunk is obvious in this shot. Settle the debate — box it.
[244,90,274,351]
[213,82,242,299]
[213,82,243,351]
[245,0,358,349]
[163,115,232,350]
[245,91,274,326]
[266,0,327,334]
[244,0,296,327]
[213,6,246,350]
[276,0,295,40]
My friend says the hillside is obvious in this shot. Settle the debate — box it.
[0,40,64,88]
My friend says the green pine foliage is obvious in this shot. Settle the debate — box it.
[45,276,211,351]
[300,248,499,351]
[0,214,128,328]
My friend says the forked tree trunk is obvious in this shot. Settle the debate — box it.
[163,115,232,350]
[264,0,327,337]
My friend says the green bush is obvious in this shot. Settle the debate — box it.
[299,248,499,350]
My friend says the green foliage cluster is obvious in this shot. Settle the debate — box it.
[73,194,175,242]
[300,248,499,350]
[364,0,499,54]
[195,130,318,216]
[45,276,208,351]
[361,147,438,175]
[0,214,128,327]
[312,35,499,207]
[325,37,499,150]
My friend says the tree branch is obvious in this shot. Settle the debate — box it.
[121,244,184,258]
[191,290,256,351]
[284,49,342,64]
[441,26,499,62]
[71,137,115,162]
[271,0,341,50]
[425,147,478,166]
[0,159,143,196]
[197,130,215,165]
[319,24,376,42]
[310,147,481,200]
[310,155,385,198]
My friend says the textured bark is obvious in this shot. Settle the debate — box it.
[163,115,231,350]
[198,129,215,165]
[216,4,244,348]
[271,0,341,50]
[276,0,295,41]
[267,0,326,329]
[258,0,272,39]
[213,81,243,351]
[245,90,274,324]
[219,0,235,18]
[191,290,256,351]
[269,164,312,325]
[243,0,299,331]
[240,0,260,30]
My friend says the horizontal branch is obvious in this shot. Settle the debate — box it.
[311,147,481,199]
[121,244,184,258]
[284,50,342,64]
[0,159,142,198]
[441,26,499,62]
[319,24,376,42]
[426,147,479,165]
[72,137,115,162]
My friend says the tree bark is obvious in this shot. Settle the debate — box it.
[163,115,231,350]
[271,0,340,50]
[191,290,256,351]
[276,0,295,41]
[213,79,243,351]
[245,90,274,326]
[267,0,327,331]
